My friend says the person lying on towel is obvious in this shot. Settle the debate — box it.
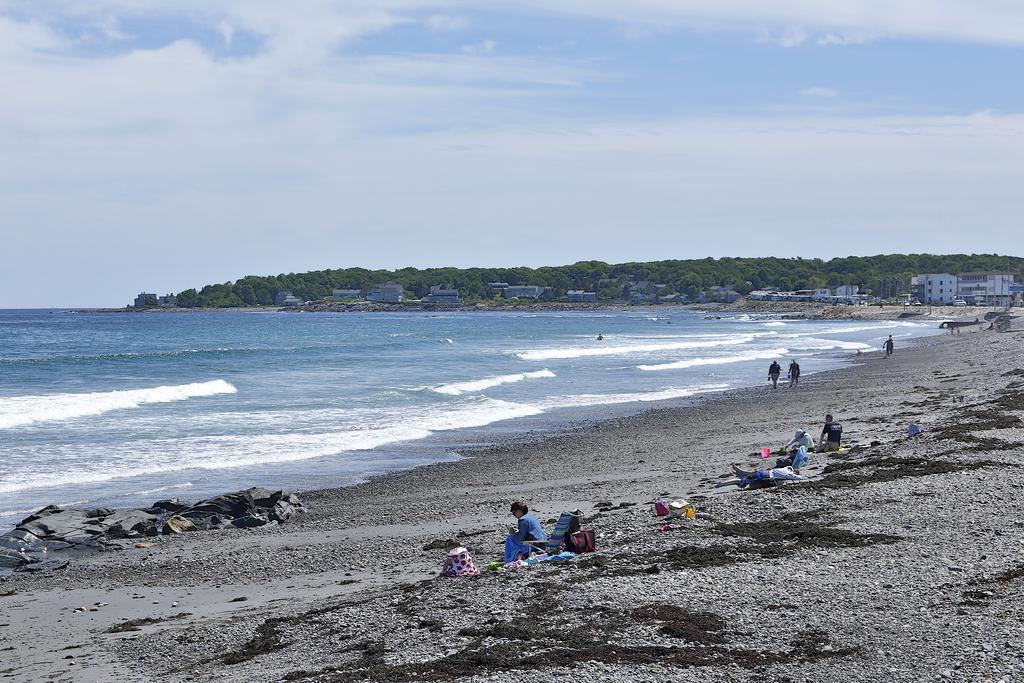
[716,464,805,490]
[505,501,548,563]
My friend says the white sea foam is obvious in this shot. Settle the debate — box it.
[541,384,729,408]
[0,397,542,494]
[763,321,787,327]
[637,348,791,372]
[790,338,873,351]
[132,482,194,496]
[0,380,237,430]
[432,369,556,395]
[514,336,754,361]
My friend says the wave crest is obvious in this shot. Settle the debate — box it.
[0,380,237,430]
[637,348,791,372]
[432,369,556,395]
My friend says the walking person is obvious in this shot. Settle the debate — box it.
[883,335,894,358]
[768,361,782,389]
[819,414,843,452]
[788,359,801,387]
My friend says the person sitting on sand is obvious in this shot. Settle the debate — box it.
[819,414,843,452]
[504,501,547,563]
[785,429,814,453]
[788,360,801,387]
[768,361,782,389]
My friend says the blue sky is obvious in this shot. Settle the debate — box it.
[1,1,1022,306]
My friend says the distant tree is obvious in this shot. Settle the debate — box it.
[174,254,1024,307]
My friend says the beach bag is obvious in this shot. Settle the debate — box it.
[654,499,670,516]
[791,446,808,471]
[440,547,480,577]
[668,500,695,520]
[569,529,596,553]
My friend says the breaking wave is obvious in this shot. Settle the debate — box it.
[432,369,556,395]
[514,336,754,361]
[637,348,791,372]
[0,380,237,430]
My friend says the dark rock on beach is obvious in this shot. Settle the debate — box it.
[0,487,305,572]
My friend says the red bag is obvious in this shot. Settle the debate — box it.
[569,529,596,553]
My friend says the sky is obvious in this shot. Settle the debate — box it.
[1,1,1023,307]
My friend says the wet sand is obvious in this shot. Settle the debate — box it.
[1,322,1022,682]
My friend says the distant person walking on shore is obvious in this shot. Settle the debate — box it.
[883,335,894,358]
[788,360,801,387]
[819,414,843,452]
[768,361,782,389]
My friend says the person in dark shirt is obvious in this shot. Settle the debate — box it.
[883,336,894,358]
[819,414,843,452]
[504,501,548,563]
[768,361,782,388]
[788,360,801,387]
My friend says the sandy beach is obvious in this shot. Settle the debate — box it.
[1,322,1022,683]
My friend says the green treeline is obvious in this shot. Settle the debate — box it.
[173,254,1024,307]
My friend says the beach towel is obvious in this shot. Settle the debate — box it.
[504,536,533,564]
[791,446,808,471]
[440,547,480,577]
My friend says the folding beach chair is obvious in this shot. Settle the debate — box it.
[540,510,582,555]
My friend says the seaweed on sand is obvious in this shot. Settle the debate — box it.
[711,520,902,549]
[105,612,192,633]
[803,457,1008,489]
[282,607,856,682]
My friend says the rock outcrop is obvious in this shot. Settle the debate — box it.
[0,488,304,572]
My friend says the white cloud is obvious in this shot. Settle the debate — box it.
[501,0,1024,45]
[1,1,1023,306]
[426,14,469,31]
[460,38,497,54]
[217,20,235,46]
[800,87,838,98]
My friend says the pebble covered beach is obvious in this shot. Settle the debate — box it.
[1,324,1022,682]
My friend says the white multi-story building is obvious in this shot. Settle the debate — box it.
[911,273,958,304]
[957,272,1016,306]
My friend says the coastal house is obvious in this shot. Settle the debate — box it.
[424,285,463,305]
[486,282,510,295]
[833,285,860,298]
[503,285,548,299]
[331,289,362,300]
[274,290,303,306]
[133,292,157,307]
[566,290,597,303]
[158,294,177,308]
[957,272,1015,306]
[708,284,741,303]
[367,283,404,303]
[911,274,958,304]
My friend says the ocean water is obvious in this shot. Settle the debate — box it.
[0,309,940,527]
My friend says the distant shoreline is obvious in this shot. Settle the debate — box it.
[82,298,996,321]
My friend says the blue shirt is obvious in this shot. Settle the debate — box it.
[512,514,547,544]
